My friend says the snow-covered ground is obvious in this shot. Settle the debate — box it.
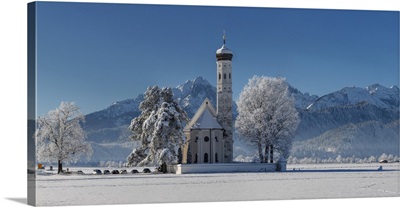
[33,163,399,206]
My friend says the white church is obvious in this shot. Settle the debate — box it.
[182,34,234,164]
[173,34,286,174]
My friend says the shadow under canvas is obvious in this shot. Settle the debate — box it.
[6,198,27,205]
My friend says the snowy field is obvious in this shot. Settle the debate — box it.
[33,163,399,206]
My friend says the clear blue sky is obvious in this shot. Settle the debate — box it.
[36,2,399,115]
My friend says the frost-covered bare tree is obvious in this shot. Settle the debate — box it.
[235,76,300,163]
[35,102,92,173]
[126,86,188,166]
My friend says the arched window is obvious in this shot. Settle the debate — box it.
[219,73,221,80]
[224,74,226,79]
[229,73,231,79]
[204,153,209,163]
[215,153,218,163]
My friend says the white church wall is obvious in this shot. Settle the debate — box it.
[191,129,224,164]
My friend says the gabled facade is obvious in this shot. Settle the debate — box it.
[182,98,225,163]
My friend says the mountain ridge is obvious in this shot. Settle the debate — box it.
[81,77,399,163]
[306,83,399,111]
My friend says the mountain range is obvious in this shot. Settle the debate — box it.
[81,76,399,164]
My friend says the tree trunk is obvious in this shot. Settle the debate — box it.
[258,141,264,163]
[177,148,182,164]
[270,144,274,163]
[57,160,63,174]
[264,143,270,163]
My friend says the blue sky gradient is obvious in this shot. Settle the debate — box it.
[36,2,399,115]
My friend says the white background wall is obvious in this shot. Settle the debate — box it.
[0,1,399,207]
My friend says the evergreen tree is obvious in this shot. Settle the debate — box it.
[126,86,188,166]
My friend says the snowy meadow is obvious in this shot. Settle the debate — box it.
[34,163,399,206]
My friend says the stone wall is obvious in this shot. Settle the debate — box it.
[170,162,279,174]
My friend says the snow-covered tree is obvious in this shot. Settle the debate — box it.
[368,156,377,163]
[387,154,394,162]
[35,102,92,174]
[335,155,343,163]
[394,156,399,162]
[126,86,188,166]
[235,76,300,163]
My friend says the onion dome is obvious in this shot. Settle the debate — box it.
[216,32,233,61]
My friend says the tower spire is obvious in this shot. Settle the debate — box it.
[223,30,226,45]
[216,30,233,61]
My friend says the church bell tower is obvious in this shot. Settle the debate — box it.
[216,32,233,162]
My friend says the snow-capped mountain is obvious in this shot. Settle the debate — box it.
[288,86,319,109]
[83,76,230,143]
[82,78,399,164]
[295,101,399,141]
[290,84,399,159]
[172,76,219,118]
[306,84,399,111]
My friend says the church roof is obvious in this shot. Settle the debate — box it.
[184,98,222,130]
[192,107,222,129]
[216,44,233,55]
